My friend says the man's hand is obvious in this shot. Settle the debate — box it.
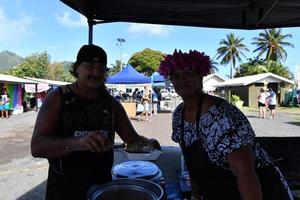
[147,138,161,151]
[77,131,112,153]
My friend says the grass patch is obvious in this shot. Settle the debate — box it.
[241,106,300,115]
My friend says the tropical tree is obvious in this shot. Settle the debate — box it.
[252,28,294,62]
[128,48,165,76]
[216,33,249,78]
[265,60,292,79]
[48,62,75,82]
[236,58,292,79]
[108,60,124,76]
[9,52,50,78]
[236,58,269,77]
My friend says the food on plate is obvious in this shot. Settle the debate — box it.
[124,136,161,153]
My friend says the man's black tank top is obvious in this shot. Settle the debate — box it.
[46,85,115,200]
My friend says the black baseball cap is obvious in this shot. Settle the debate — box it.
[76,44,107,66]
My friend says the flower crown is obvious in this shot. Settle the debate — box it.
[159,49,212,77]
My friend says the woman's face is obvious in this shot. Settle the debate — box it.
[76,60,107,89]
[170,69,203,97]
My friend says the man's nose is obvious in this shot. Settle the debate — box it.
[93,65,107,74]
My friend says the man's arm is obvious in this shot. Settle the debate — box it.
[31,90,112,159]
[113,100,139,143]
[113,100,160,149]
[31,89,77,158]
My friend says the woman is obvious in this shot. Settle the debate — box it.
[1,88,10,119]
[137,86,151,121]
[159,50,294,200]
[31,44,160,200]
[258,88,268,119]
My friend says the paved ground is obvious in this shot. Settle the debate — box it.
[0,108,299,199]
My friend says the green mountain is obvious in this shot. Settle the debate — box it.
[61,61,73,71]
[0,51,24,73]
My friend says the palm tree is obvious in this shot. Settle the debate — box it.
[216,33,249,78]
[108,60,124,76]
[252,28,294,62]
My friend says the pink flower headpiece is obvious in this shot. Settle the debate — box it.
[159,49,212,77]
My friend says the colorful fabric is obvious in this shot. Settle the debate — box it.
[2,83,22,111]
[172,99,273,169]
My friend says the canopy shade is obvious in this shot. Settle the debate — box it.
[151,72,165,83]
[25,83,50,93]
[107,64,151,84]
[61,0,300,30]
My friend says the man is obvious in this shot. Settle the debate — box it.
[31,44,160,200]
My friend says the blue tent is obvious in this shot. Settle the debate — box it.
[151,72,165,83]
[151,72,165,87]
[107,64,151,84]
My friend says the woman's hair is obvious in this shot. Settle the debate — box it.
[159,49,212,78]
[1,88,7,95]
[70,44,107,78]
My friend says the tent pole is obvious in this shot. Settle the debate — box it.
[35,83,38,110]
[88,18,94,45]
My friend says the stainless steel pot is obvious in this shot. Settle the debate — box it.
[87,178,163,200]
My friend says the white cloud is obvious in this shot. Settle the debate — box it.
[55,12,87,28]
[127,23,173,37]
[0,7,33,44]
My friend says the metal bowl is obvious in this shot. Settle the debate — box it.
[87,178,163,200]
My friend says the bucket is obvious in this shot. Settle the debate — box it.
[87,178,163,200]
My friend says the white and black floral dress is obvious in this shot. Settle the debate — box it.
[172,97,294,200]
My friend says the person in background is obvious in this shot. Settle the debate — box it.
[137,86,151,121]
[0,88,10,119]
[258,88,268,119]
[148,89,153,116]
[267,88,277,119]
[132,88,139,102]
[31,44,160,200]
[159,49,294,200]
[0,92,3,118]
[152,88,159,114]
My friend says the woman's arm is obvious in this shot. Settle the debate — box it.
[227,145,263,200]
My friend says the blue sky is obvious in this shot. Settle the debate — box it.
[0,0,300,78]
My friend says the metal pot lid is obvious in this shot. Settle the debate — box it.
[112,161,159,179]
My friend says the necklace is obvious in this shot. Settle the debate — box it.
[72,82,98,100]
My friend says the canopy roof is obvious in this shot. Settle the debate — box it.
[0,74,37,84]
[24,77,70,86]
[61,0,300,30]
[214,72,294,87]
[107,64,151,84]
[151,72,165,83]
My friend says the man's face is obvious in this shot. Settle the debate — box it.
[76,59,108,89]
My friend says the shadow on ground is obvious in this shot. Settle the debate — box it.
[245,115,258,118]
[286,121,300,127]
[17,180,46,200]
